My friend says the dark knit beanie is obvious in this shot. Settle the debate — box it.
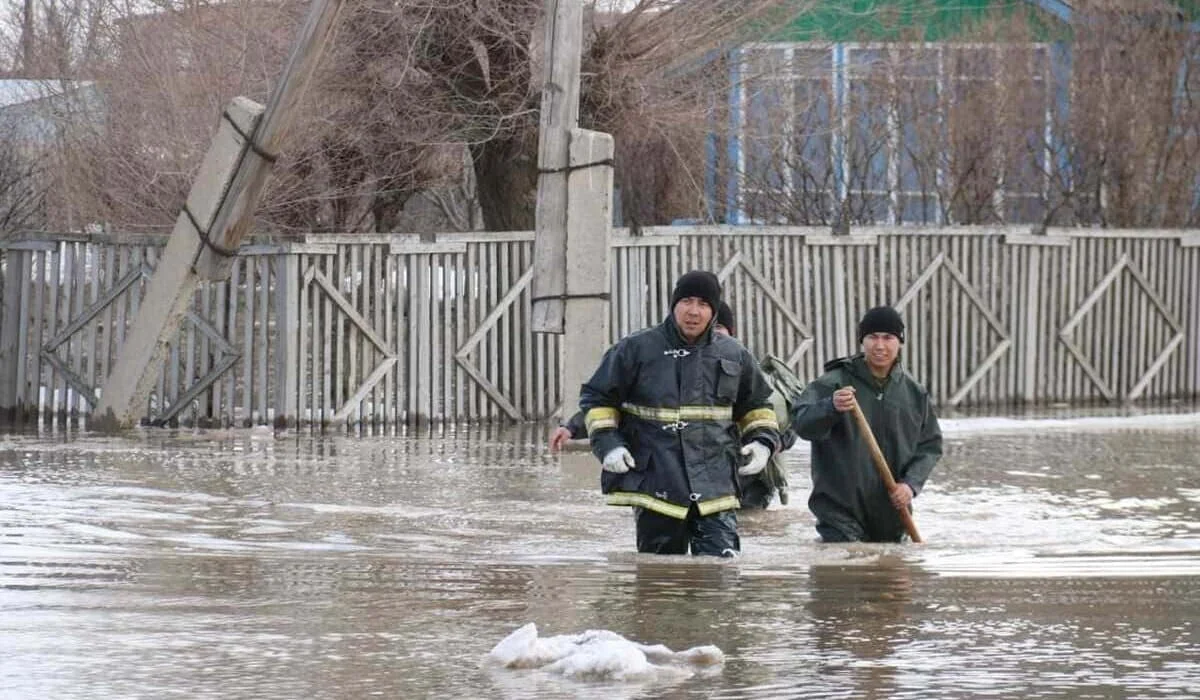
[671,270,721,312]
[857,306,905,344]
[715,301,736,336]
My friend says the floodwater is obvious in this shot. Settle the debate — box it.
[1,412,1198,699]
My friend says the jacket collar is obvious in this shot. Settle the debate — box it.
[827,352,904,383]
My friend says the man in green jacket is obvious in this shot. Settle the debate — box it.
[791,306,942,542]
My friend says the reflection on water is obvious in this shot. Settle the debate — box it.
[0,416,1198,699]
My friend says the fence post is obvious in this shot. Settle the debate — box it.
[531,0,582,334]
[273,250,300,428]
[1021,245,1041,403]
[0,248,23,420]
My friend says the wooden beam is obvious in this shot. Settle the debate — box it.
[0,250,26,417]
[531,0,583,334]
[332,356,398,423]
[151,353,239,426]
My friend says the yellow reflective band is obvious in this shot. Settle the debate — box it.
[620,403,733,423]
[696,495,741,516]
[605,492,690,519]
[737,408,779,434]
[680,406,734,421]
[585,407,620,433]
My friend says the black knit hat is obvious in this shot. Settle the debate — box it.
[715,301,736,336]
[857,305,905,344]
[671,270,721,312]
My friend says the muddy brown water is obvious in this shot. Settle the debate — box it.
[1,413,1198,698]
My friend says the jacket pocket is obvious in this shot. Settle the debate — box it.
[601,463,644,494]
[716,358,740,401]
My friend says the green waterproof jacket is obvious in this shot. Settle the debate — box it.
[791,353,942,541]
[580,316,781,519]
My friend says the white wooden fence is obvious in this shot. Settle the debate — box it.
[0,226,1196,427]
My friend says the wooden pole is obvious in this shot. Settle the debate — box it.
[529,0,616,425]
[0,248,23,420]
[850,403,924,543]
[192,0,348,280]
[531,0,582,334]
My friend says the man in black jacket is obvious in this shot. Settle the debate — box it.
[552,301,793,511]
[791,306,942,543]
[579,271,781,556]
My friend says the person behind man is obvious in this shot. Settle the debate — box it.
[791,305,942,543]
[712,302,796,510]
[548,411,586,452]
[579,271,781,556]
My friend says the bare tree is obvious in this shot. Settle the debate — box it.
[0,0,111,76]
[0,118,49,235]
[1060,4,1200,227]
[581,0,812,226]
[39,0,805,235]
[736,3,1200,229]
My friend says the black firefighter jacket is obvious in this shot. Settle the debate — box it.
[791,353,943,541]
[580,316,781,519]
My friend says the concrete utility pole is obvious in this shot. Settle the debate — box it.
[531,0,614,419]
[93,0,348,430]
[559,128,613,419]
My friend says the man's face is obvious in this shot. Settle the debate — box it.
[862,332,901,374]
[713,324,731,337]
[673,297,714,342]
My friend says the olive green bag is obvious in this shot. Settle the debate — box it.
[758,354,806,505]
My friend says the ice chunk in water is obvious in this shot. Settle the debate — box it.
[488,622,539,667]
[488,623,724,681]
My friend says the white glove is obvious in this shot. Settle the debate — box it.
[602,447,636,474]
[738,441,771,476]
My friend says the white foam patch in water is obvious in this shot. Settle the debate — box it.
[922,549,1200,578]
[1178,488,1200,503]
[279,502,445,518]
[1003,470,1060,479]
[1098,497,1178,512]
[237,525,296,536]
[938,412,1200,435]
[152,533,371,553]
[84,486,230,503]
[488,622,723,681]
[515,553,611,564]
[58,522,149,541]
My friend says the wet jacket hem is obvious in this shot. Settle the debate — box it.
[606,491,740,519]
